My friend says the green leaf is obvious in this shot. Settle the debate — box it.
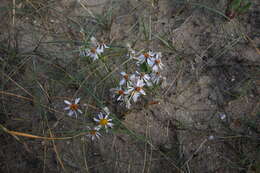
[230,0,242,10]
[238,2,252,13]
[140,62,152,73]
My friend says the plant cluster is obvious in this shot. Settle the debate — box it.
[64,98,113,141]
[70,36,166,140]
[111,45,166,109]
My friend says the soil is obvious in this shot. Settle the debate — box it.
[0,0,259,173]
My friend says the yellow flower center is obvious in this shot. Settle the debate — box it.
[155,59,160,64]
[90,48,96,53]
[117,90,124,95]
[70,104,79,111]
[99,118,108,126]
[143,53,150,58]
[123,74,128,80]
[135,87,142,92]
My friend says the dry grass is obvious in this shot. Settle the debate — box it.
[0,0,259,172]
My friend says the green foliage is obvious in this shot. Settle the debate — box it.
[229,0,252,16]
[140,62,152,73]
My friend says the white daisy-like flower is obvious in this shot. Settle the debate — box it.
[137,51,155,65]
[80,37,109,61]
[86,47,102,61]
[64,98,83,118]
[94,113,113,131]
[86,126,101,141]
[111,87,128,101]
[151,52,164,72]
[219,113,226,120]
[151,71,162,85]
[119,72,132,86]
[133,71,152,87]
[127,79,146,102]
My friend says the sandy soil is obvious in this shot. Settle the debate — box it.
[0,0,259,172]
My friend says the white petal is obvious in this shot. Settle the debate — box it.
[93,54,99,60]
[156,52,162,58]
[64,100,71,105]
[144,74,151,80]
[125,87,134,94]
[147,59,154,67]
[117,95,122,101]
[107,123,113,127]
[98,113,103,119]
[140,89,146,95]
[86,50,90,56]
[94,117,99,122]
[97,47,103,54]
[120,71,126,76]
[77,109,83,114]
[149,51,155,56]
[119,79,125,86]
[132,93,140,102]
[75,98,80,104]
[68,110,74,116]
[137,80,145,87]
[64,106,70,110]
[126,103,131,109]
[138,54,145,60]
[152,65,159,72]
[130,74,136,82]
[160,61,165,67]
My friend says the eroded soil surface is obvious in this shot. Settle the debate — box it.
[0,0,259,172]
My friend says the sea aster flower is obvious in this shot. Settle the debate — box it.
[133,71,152,86]
[86,126,101,141]
[119,72,132,86]
[151,52,164,72]
[219,113,226,120]
[94,113,113,131]
[150,72,162,84]
[86,47,102,61]
[127,79,146,102]
[80,36,109,61]
[111,87,128,101]
[64,98,83,118]
[137,51,155,66]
